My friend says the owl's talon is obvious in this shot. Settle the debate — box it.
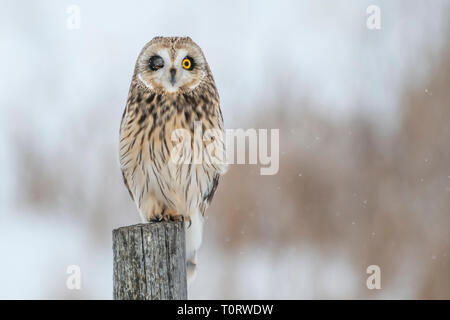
[170,215,184,222]
[160,208,183,222]
[161,208,170,221]
[149,215,162,222]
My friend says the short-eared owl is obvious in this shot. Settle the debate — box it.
[119,37,227,283]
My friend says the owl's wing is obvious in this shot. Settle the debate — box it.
[203,173,220,205]
[119,102,138,202]
[121,170,135,201]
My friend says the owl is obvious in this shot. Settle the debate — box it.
[119,36,227,284]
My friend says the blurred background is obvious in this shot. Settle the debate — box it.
[0,0,449,299]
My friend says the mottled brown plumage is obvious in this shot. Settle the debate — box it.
[119,37,227,283]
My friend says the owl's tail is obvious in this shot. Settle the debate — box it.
[185,210,204,285]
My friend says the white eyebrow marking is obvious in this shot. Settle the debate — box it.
[157,49,171,65]
[175,49,188,64]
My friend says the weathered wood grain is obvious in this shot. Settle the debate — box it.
[113,221,187,300]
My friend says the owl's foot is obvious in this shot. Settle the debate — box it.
[148,214,164,222]
[170,215,185,222]
[161,208,184,222]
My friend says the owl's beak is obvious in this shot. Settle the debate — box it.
[170,68,176,86]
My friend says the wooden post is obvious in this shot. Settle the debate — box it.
[113,221,187,300]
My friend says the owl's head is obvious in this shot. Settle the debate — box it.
[133,37,211,94]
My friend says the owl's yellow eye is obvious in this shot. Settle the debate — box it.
[182,57,193,70]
